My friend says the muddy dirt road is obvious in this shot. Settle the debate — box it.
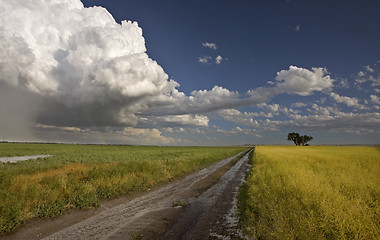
[158,148,253,240]
[45,148,253,240]
[4,148,253,240]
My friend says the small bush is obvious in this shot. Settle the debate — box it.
[172,200,187,208]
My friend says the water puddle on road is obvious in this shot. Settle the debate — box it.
[0,155,53,163]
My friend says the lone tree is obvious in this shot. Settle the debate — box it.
[287,132,313,146]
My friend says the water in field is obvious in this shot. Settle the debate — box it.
[0,155,52,163]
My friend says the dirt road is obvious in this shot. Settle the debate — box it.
[158,148,253,240]
[4,148,253,240]
[43,148,253,240]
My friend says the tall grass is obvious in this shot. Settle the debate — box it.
[0,143,248,234]
[239,146,380,240]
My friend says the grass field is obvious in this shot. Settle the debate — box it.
[0,143,249,234]
[239,146,380,240]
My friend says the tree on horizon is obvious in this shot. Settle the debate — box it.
[287,132,313,146]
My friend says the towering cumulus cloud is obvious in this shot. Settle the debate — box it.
[1,0,170,98]
[0,0,179,127]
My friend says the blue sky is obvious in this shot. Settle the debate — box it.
[0,0,379,145]
[82,0,380,93]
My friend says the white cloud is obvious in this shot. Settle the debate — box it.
[218,109,258,126]
[215,55,223,64]
[214,127,259,136]
[0,0,174,103]
[154,114,209,127]
[368,76,380,86]
[370,95,380,110]
[118,127,174,145]
[330,92,359,107]
[199,55,226,65]
[185,128,205,134]
[0,0,182,129]
[35,124,89,133]
[355,63,380,87]
[292,102,307,108]
[358,71,366,77]
[365,65,375,73]
[337,78,350,88]
[200,43,226,65]
[259,103,279,112]
[198,56,212,64]
[370,95,380,105]
[252,104,380,135]
[202,42,217,50]
[275,66,334,96]
[257,103,300,116]
[186,86,248,113]
[295,25,301,31]
[145,66,337,119]
[191,86,238,103]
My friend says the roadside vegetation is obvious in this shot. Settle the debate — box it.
[239,146,380,239]
[0,143,248,234]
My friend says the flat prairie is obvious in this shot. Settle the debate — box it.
[0,143,248,234]
[239,146,380,240]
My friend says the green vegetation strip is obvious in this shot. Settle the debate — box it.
[239,146,380,240]
[0,143,248,234]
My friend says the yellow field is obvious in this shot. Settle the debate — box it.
[239,146,380,239]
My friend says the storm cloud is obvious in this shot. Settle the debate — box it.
[0,0,180,129]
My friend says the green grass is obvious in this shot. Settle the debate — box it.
[239,146,380,240]
[0,143,248,234]
[172,199,187,208]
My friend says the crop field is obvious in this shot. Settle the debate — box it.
[239,146,380,239]
[0,143,248,234]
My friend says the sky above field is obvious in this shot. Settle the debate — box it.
[0,0,379,145]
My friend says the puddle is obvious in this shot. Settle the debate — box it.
[0,155,53,163]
